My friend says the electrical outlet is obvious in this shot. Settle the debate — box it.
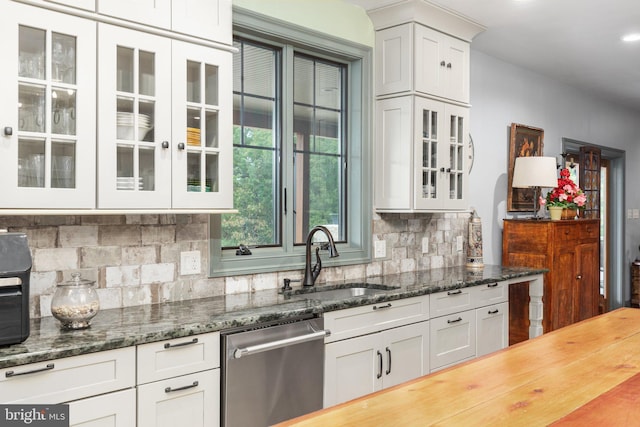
[374,240,386,258]
[629,209,634,219]
[456,235,463,252]
[180,250,201,275]
[422,237,429,254]
[634,209,639,219]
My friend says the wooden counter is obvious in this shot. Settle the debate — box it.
[278,308,640,426]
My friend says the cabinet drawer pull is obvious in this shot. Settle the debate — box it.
[6,363,54,378]
[165,381,199,393]
[385,347,392,375]
[488,309,499,315]
[447,290,462,295]
[447,317,463,324]
[487,283,498,288]
[373,303,392,311]
[164,338,198,349]
[377,351,383,379]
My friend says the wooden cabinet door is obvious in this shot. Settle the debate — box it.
[552,248,578,330]
[575,241,600,321]
[381,322,430,388]
[324,333,381,408]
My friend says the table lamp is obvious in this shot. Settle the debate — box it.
[512,156,558,219]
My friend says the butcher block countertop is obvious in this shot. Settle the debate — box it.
[279,308,640,427]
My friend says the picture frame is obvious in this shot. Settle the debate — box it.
[507,123,545,212]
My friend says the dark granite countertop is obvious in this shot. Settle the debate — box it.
[0,265,545,369]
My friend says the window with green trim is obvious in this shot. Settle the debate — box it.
[209,10,372,277]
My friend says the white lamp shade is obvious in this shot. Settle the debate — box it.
[512,156,558,188]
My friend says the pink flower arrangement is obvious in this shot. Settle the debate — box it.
[544,168,587,209]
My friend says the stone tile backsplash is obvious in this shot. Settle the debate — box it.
[0,211,469,319]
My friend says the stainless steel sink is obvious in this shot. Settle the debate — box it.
[287,283,399,300]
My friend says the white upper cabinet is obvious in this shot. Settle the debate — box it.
[98,0,172,30]
[0,2,96,209]
[98,0,231,44]
[97,24,232,209]
[374,96,468,212]
[375,22,470,104]
[45,0,96,11]
[172,0,232,44]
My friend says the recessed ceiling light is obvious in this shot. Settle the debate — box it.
[622,33,640,42]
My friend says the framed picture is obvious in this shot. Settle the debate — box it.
[507,123,545,212]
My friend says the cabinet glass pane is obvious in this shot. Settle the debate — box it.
[18,84,46,133]
[187,60,201,103]
[139,50,155,96]
[51,141,75,189]
[431,142,437,169]
[187,152,201,192]
[116,97,134,139]
[117,47,134,93]
[116,145,134,179]
[138,99,154,141]
[52,32,76,84]
[139,147,155,191]
[205,110,218,148]
[205,153,218,192]
[18,139,45,187]
[51,88,76,135]
[457,145,463,171]
[205,64,218,105]
[187,107,201,147]
[431,111,438,139]
[19,26,45,80]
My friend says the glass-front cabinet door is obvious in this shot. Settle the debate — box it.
[171,41,232,209]
[0,3,96,208]
[414,97,467,210]
[98,24,172,209]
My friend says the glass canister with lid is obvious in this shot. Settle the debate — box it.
[51,272,100,329]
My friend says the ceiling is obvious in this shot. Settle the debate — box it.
[356,0,640,111]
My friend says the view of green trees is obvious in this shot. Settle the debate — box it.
[221,126,343,248]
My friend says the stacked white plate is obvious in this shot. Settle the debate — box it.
[117,112,152,140]
[117,177,144,190]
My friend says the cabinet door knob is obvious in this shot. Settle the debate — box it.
[3,126,12,136]
[446,62,452,69]
[178,142,185,150]
[440,60,446,67]
[576,275,582,280]
[161,141,169,149]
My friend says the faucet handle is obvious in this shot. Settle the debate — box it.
[282,278,300,291]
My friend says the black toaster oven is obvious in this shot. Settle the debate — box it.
[0,232,31,346]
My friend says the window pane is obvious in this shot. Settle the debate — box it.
[293,55,346,244]
[223,39,280,248]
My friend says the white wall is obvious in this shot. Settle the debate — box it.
[468,49,640,280]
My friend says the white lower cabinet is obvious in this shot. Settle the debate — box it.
[324,321,429,407]
[136,332,220,427]
[68,388,136,427]
[137,369,219,427]
[429,281,509,372]
[476,301,509,357]
[323,295,431,408]
[429,309,476,371]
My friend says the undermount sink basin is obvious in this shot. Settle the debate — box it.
[288,283,399,300]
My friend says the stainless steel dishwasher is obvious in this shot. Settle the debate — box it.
[221,315,329,427]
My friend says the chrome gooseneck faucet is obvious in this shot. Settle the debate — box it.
[303,225,339,287]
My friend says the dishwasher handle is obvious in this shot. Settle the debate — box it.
[233,329,330,359]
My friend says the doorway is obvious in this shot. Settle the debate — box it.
[563,138,626,310]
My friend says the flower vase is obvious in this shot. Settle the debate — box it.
[561,208,578,220]
[548,206,563,221]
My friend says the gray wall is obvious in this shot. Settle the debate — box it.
[468,49,640,304]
